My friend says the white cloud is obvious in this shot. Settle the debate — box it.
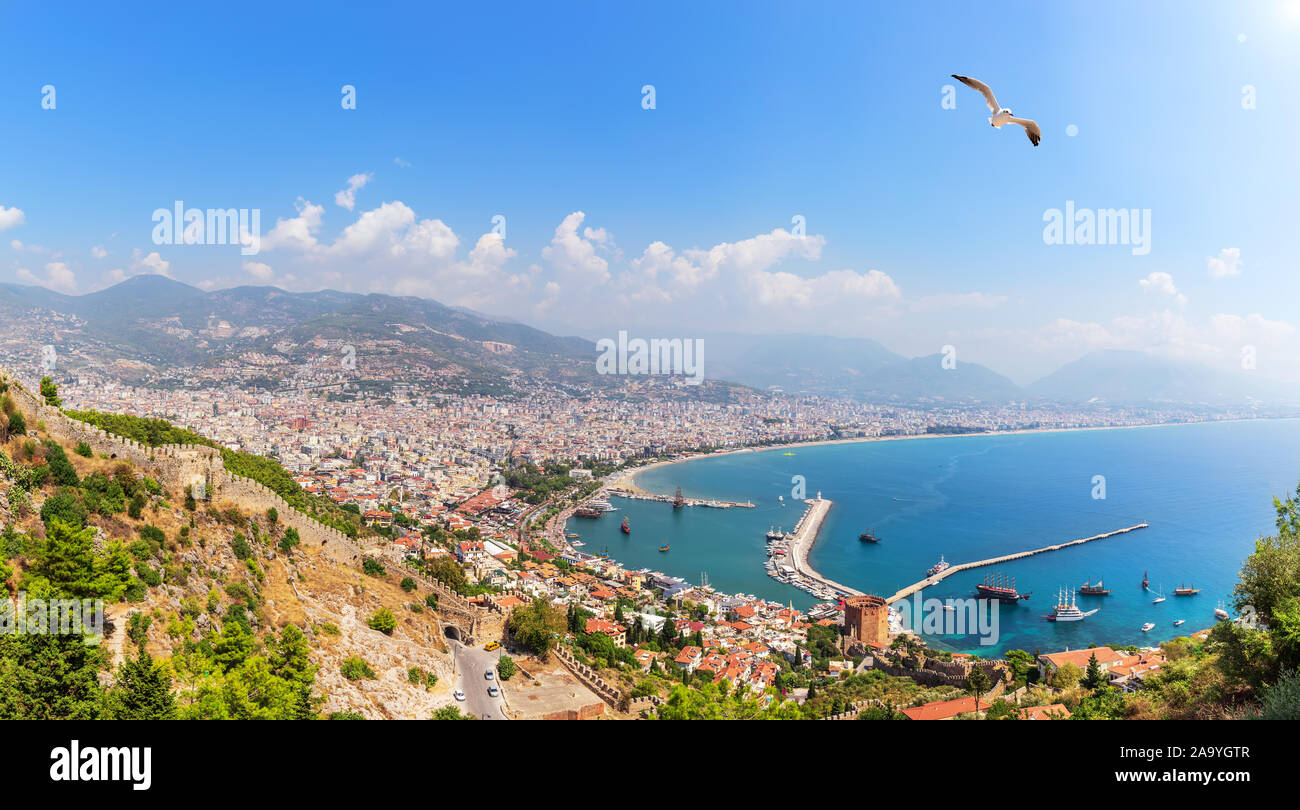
[333,172,373,211]
[16,261,77,294]
[130,249,172,277]
[1138,271,1187,308]
[261,198,325,252]
[1207,247,1242,278]
[91,245,108,259]
[243,260,275,282]
[542,212,610,285]
[0,206,25,232]
[394,157,411,168]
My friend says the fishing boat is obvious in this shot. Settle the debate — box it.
[1152,586,1166,604]
[1215,602,1230,621]
[926,555,950,577]
[765,526,784,541]
[1079,579,1110,595]
[620,516,631,534]
[859,529,881,543]
[1141,622,1155,632]
[1173,619,1185,626]
[659,543,670,552]
[1141,570,1150,590]
[1174,583,1200,596]
[1044,588,1099,622]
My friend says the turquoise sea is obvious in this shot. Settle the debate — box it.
[564,419,1300,655]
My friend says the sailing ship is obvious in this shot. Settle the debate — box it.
[859,529,881,543]
[974,571,1030,603]
[1174,583,1200,596]
[1079,579,1111,595]
[672,486,685,509]
[1044,588,1099,622]
[926,555,950,577]
[1152,586,1166,604]
[1141,570,1150,590]
[620,516,631,534]
[574,506,602,518]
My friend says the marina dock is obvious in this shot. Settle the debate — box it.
[767,498,865,599]
[883,523,1150,604]
[606,489,754,508]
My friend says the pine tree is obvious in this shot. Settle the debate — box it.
[109,650,177,719]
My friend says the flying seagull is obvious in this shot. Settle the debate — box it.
[951,74,1041,146]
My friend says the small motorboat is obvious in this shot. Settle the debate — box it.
[1173,619,1185,626]
[659,543,670,553]
[1141,622,1155,632]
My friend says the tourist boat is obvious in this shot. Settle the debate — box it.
[926,555,950,577]
[659,543,670,552]
[1174,583,1200,596]
[975,571,1030,603]
[590,499,615,512]
[564,532,580,539]
[1152,586,1166,604]
[1141,570,1150,590]
[859,529,881,543]
[1173,619,1185,626]
[1215,602,1230,621]
[672,486,685,509]
[574,507,602,518]
[570,541,585,547]
[1141,622,1156,632]
[1079,579,1110,595]
[1044,588,1099,622]
[620,516,631,534]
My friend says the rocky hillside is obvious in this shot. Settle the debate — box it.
[0,370,475,719]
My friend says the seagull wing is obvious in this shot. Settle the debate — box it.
[1008,117,1041,146]
[952,74,999,113]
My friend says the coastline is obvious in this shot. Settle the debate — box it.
[611,416,1296,608]
[624,416,1295,496]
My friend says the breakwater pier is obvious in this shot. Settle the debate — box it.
[883,523,1150,604]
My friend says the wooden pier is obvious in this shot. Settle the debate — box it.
[884,523,1150,604]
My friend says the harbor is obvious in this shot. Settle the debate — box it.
[764,497,865,600]
[605,488,754,508]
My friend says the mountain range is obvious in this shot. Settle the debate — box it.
[2,276,1293,406]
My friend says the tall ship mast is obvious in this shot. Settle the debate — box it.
[975,571,1030,602]
[673,486,685,509]
[1044,588,1099,622]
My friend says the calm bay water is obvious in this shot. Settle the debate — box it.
[565,419,1300,655]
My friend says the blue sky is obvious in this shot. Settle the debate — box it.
[2,0,1298,383]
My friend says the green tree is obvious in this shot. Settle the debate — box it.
[367,608,397,634]
[497,654,516,681]
[505,597,566,656]
[39,376,61,407]
[108,650,177,719]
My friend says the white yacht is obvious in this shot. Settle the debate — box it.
[1141,622,1155,632]
[1044,588,1099,622]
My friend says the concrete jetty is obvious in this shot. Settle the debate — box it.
[787,498,865,598]
[883,523,1149,604]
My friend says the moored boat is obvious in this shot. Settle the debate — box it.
[975,571,1030,603]
[1079,578,1110,595]
[1174,583,1200,596]
[1044,588,1099,622]
[927,555,950,577]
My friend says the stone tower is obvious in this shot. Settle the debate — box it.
[843,595,889,645]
